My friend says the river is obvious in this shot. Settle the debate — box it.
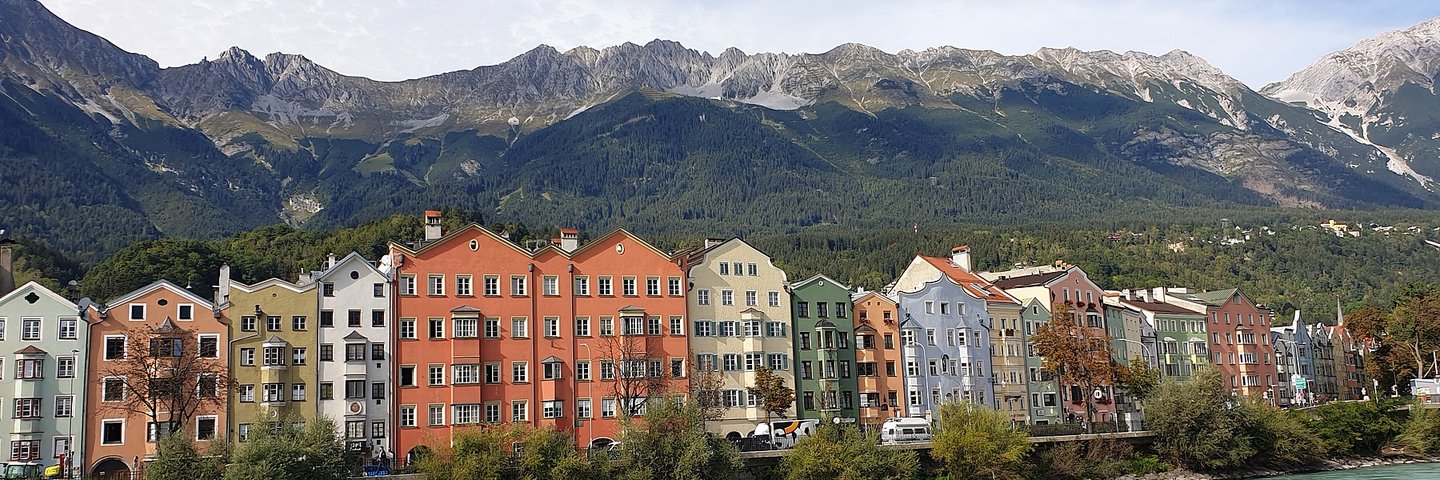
[1265,463,1440,479]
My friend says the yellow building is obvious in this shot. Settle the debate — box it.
[988,300,1029,423]
[217,266,319,442]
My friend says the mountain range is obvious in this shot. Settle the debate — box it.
[2,0,1440,263]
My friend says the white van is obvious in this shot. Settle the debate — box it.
[752,419,819,449]
[880,417,933,444]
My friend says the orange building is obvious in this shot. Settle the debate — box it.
[391,213,688,462]
[851,290,905,424]
[84,281,228,478]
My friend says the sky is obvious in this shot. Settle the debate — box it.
[36,0,1440,88]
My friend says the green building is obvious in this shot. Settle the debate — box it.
[1021,298,1061,424]
[790,275,859,422]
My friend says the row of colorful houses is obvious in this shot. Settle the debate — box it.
[0,213,1373,476]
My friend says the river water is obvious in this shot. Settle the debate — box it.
[1265,463,1440,479]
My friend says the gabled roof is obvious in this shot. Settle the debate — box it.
[991,270,1066,290]
[851,290,895,305]
[1184,288,1240,307]
[567,228,677,261]
[343,331,368,341]
[154,317,184,333]
[228,277,315,294]
[392,224,678,262]
[313,251,385,282]
[792,274,850,291]
[739,307,765,315]
[917,256,1018,305]
[854,324,877,333]
[106,280,215,310]
[14,345,46,355]
[0,281,78,311]
[450,305,481,313]
[390,223,534,257]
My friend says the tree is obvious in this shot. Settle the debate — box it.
[96,319,230,441]
[748,366,796,429]
[225,416,349,480]
[598,327,673,418]
[1347,290,1440,390]
[615,396,739,480]
[1116,356,1160,403]
[930,402,1031,480]
[416,424,604,480]
[1146,368,1255,470]
[1029,302,1116,432]
[146,432,226,480]
[779,423,918,480]
[689,362,727,422]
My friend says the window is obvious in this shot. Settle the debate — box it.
[743,320,762,337]
[456,275,473,296]
[670,316,684,336]
[292,348,307,365]
[647,316,662,336]
[733,262,744,276]
[836,303,847,318]
[13,398,39,418]
[340,343,364,363]
[817,302,829,318]
[199,335,219,358]
[512,362,529,383]
[374,283,386,297]
[346,380,366,399]
[266,316,281,331]
[797,302,809,317]
[399,406,417,427]
[348,310,362,327]
[291,384,307,401]
[371,310,386,327]
[598,276,613,296]
[601,398,616,418]
[429,318,444,339]
[52,436,71,459]
[697,290,710,305]
[53,356,75,379]
[483,275,500,296]
[372,383,386,400]
[484,317,500,338]
[510,275,527,296]
[346,420,366,439]
[321,311,335,328]
[768,291,781,307]
[237,424,251,442]
[745,291,757,306]
[544,317,560,337]
[599,316,614,336]
[101,420,123,445]
[576,317,591,337]
[646,277,660,296]
[319,345,333,362]
[453,404,480,425]
[574,276,590,295]
[16,359,42,379]
[512,400,529,422]
[453,364,480,384]
[576,361,590,381]
[129,304,145,321]
[600,360,616,380]
[767,353,787,371]
[543,400,564,419]
[485,403,501,423]
[320,383,333,400]
[371,344,385,361]
[721,290,733,306]
[264,347,286,366]
[578,399,592,418]
[241,316,256,332]
[427,275,445,296]
[454,318,478,338]
[668,277,682,296]
[20,318,39,341]
[372,421,386,439]
[240,348,255,366]
[10,440,37,461]
[747,263,758,276]
[262,383,285,403]
[400,275,417,295]
[399,366,416,387]
[511,317,529,338]
[719,262,729,275]
[59,317,77,339]
[544,361,562,380]
[484,363,501,384]
[292,315,307,331]
[428,404,445,426]
[322,282,336,297]
[720,321,738,337]
[543,276,558,296]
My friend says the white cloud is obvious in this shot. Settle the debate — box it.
[36,0,1440,87]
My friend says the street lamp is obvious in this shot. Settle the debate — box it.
[578,342,593,450]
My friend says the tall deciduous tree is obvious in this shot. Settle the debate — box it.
[749,366,796,428]
[1029,302,1116,432]
[689,362,727,422]
[930,402,1031,480]
[1347,289,1440,390]
[96,319,230,439]
[1117,356,1161,403]
[598,329,672,418]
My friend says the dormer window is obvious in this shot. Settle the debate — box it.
[129,304,145,321]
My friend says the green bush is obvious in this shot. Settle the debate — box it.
[1393,402,1440,454]
[931,402,1031,480]
[779,423,918,480]
[1301,402,1401,457]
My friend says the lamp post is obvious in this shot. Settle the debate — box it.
[578,342,593,450]
[68,348,78,479]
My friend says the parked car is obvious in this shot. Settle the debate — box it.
[752,419,818,449]
[1,462,45,480]
[879,417,933,444]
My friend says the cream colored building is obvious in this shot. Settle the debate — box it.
[685,239,794,438]
[988,300,1028,423]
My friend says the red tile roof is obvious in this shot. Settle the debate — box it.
[919,255,1017,305]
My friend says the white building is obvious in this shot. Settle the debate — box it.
[308,253,393,462]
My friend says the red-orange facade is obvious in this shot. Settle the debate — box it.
[391,220,688,461]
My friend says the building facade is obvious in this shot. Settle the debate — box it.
[310,253,393,460]
[221,271,320,443]
[0,282,86,475]
[686,239,793,438]
[892,251,1004,417]
[1167,289,1277,398]
[86,281,227,478]
[789,275,857,422]
[1271,313,1313,406]
[1114,289,1209,382]
[1020,298,1061,425]
[851,290,905,424]
[391,216,689,460]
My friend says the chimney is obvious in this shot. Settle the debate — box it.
[559,228,580,253]
[424,210,443,241]
[1121,289,1132,301]
[216,264,232,305]
[1152,287,1168,304]
[704,238,727,249]
[950,245,972,272]
[0,239,14,297]
[326,253,338,269]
